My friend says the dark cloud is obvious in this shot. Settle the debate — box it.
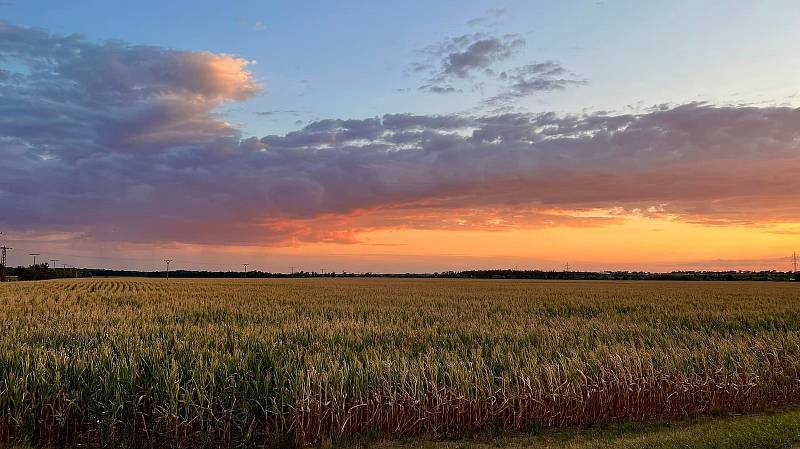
[411,32,582,102]
[488,61,586,105]
[442,36,524,78]
[2,22,800,246]
[415,33,524,94]
[418,84,460,94]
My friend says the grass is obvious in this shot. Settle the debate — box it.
[1,278,799,447]
[366,408,800,448]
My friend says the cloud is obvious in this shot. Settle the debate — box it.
[415,33,524,93]
[2,22,800,246]
[767,228,800,235]
[467,8,507,27]
[442,36,524,78]
[488,61,586,105]
[253,110,306,124]
[254,110,301,116]
[418,84,460,94]
[254,104,800,232]
[411,33,583,102]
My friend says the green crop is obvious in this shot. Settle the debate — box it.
[0,278,798,447]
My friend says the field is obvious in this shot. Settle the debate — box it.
[1,278,799,447]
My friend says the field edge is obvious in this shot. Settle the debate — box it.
[3,408,800,448]
[356,407,800,449]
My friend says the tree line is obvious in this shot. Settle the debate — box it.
[3,266,797,282]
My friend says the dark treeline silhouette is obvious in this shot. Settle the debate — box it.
[83,269,337,278]
[449,269,798,282]
[8,264,80,281]
[3,267,797,282]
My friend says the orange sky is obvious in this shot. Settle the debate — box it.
[257,215,800,272]
[7,211,799,273]
[3,19,800,273]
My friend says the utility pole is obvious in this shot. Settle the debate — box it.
[289,266,296,275]
[61,263,72,278]
[50,259,58,269]
[29,253,40,265]
[793,252,798,278]
[164,259,173,279]
[320,268,325,276]
[242,263,249,278]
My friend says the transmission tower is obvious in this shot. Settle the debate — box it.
[164,259,174,279]
[29,253,40,265]
[794,252,798,274]
[0,232,9,282]
[50,259,59,269]
[0,245,11,282]
[242,263,249,278]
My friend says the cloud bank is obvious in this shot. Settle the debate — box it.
[2,22,800,246]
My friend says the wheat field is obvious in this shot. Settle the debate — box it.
[1,278,799,447]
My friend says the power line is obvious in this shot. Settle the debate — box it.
[5,242,285,273]
[8,245,268,271]
[62,263,79,278]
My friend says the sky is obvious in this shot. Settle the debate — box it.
[1,0,800,273]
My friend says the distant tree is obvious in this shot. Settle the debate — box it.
[14,263,76,281]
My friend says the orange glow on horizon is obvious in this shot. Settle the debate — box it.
[234,214,800,272]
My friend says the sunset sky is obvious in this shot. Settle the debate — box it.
[2,0,800,273]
